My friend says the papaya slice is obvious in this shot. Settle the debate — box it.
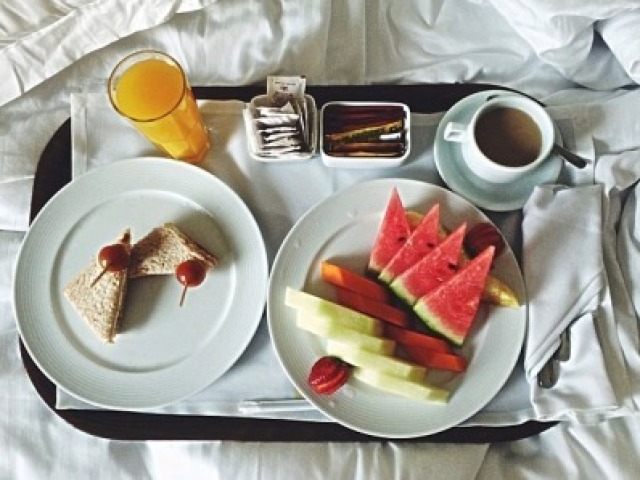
[402,344,467,373]
[382,323,451,354]
[334,286,410,328]
[321,261,389,303]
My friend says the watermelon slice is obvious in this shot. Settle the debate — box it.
[379,203,440,283]
[389,223,466,305]
[368,188,411,274]
[414,246,495,346]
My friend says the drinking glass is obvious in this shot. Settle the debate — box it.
[108,50,210,164]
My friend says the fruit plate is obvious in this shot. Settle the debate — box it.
[267,178,527,439]
[14,157,268,410]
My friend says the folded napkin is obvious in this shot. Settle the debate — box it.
[522,184,619,420]
[523,185,604,377]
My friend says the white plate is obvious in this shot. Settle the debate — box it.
[434,90,563,211]
[267,178,527,438]
[14,157,268,410]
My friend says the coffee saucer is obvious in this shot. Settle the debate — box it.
[434,90,563,212]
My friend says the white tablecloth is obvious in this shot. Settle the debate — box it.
[4,1,640,478]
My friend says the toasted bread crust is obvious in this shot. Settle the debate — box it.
[128,223,217,278]
[63,229,131,343]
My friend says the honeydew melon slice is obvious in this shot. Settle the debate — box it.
[353,367,449,404]
[327,340,426,382]
[285,287,383,336]
[296,313,396,355]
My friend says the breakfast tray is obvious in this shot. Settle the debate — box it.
[21,84,557,442]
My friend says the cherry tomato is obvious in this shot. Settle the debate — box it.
[90,243,130,287]
[176,259,207,306]
[98,244,130,272]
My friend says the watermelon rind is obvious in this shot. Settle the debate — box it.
[379,203,440,284]
[368,188,411,274]
[413,246,495,346]
[413,300,464,346]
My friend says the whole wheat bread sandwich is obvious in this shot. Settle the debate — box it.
[63,229,131,343]
[128,223,217,278]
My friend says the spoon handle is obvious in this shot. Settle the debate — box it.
[552,144,587,169]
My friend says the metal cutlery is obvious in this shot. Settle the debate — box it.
[551,144,587,169]
[237,398,314,414]
[537,328,571,388]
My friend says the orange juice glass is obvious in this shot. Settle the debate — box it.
[108,50,210,163]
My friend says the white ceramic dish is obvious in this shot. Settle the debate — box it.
[244,94,317,162]
[14,157,268,410]
[320,101,411,168]
[267,178,526,438]
[434,90,563,212]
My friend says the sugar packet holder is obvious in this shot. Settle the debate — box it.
[243,76,318,162]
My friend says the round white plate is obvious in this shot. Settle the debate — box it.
[267,178,527,438]
[14,157,268,410]
[434,90,563,211]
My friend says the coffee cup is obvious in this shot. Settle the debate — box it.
[443,95,555,184]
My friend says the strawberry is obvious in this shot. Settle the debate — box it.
[464,222,505,258]
[308,356,351,395]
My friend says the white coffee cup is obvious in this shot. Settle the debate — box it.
[443,95,555,184]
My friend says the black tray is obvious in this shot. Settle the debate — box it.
[21,83,557,442]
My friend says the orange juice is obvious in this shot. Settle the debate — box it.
[108,51,210,163]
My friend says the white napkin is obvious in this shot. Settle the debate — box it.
[522,184,619,419]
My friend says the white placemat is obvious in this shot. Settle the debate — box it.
[55,91,617,427]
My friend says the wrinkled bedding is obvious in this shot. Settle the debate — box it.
[2,0,640,109]
[2,1,640,478]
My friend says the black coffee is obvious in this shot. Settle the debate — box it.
[474,107,542,167]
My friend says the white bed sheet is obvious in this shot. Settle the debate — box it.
[3,1,640,478]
